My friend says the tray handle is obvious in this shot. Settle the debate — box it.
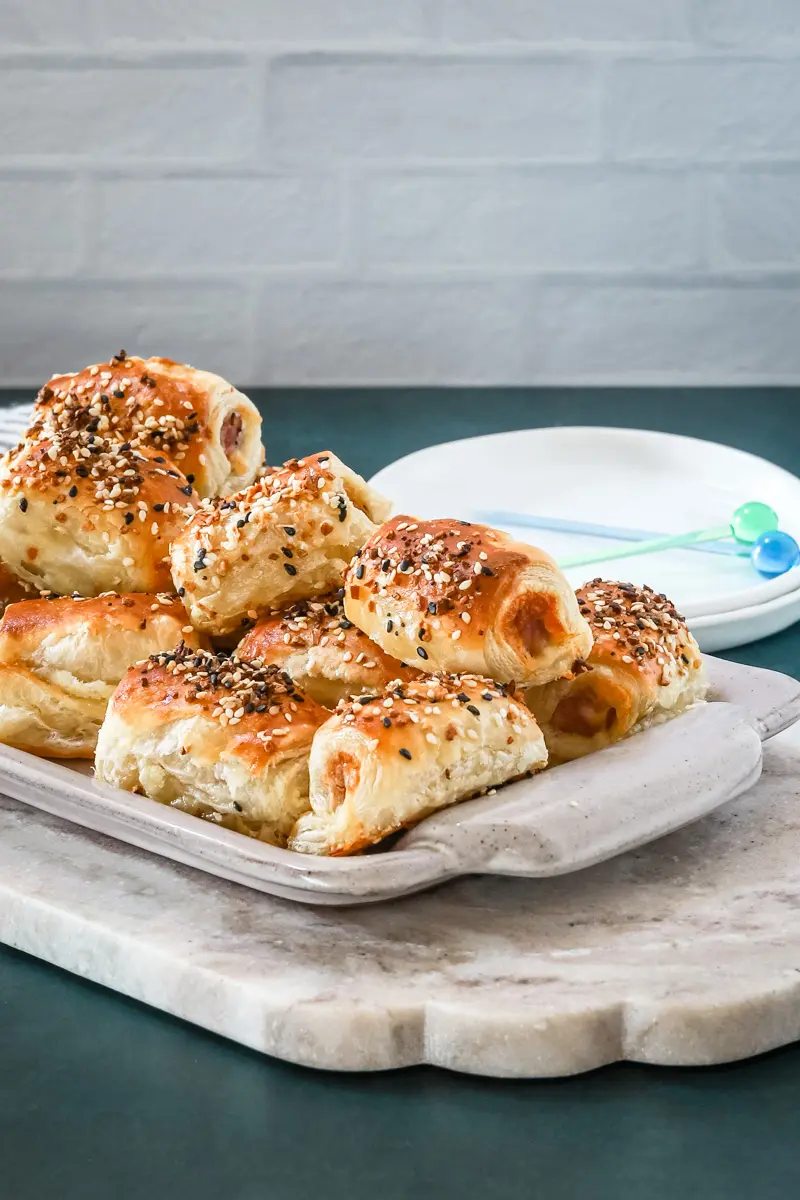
[400,702,763,879]
[704,655,800,741]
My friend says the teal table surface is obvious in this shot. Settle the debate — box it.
[1,388,800,1200]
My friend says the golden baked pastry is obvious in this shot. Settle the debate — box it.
[0,431,198,596]
[525,579,707,763]
[0,593,203,758]
[170,451,391,636]
[344,516,592,688]
[0,560,36,614]
[289,673,548,855]
[236,592,420,707]
[95,645,328,839]
[30,352,263,497]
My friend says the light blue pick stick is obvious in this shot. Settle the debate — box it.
[477,503,800,578]
[476,510,746,558]
[557,501,781,570]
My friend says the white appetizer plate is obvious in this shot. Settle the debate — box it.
[370,427,800,651]
[0,658,796,906]
[691,586,800,654]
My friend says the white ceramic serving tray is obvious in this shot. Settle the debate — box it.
[0,657,797,906]
[370,426,800,651]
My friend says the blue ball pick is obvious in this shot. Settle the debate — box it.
[750,530,800,578]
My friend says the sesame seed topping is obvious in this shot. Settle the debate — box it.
[29,357,218,485]
[577,578,699,684]
[346,517,522,642]
[135,647,312,732]
[3,418,196,538]
[329,673,520,773]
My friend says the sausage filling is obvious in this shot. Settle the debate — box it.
[551,686,617,739]
[220,411,244,457]
[326,751,361,810]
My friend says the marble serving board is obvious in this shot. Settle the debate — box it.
[0,659,797,907]
[3,714,800,1076]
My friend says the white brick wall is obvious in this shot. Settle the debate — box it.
[93,176,343,269]
[0,281,250,383]
[94,0,435,46]
[606,61,800,162]
[711,170,800,267]
[699,0,800,47]
[358,169,700,269]
[265,60,599,165]
[0,1,799,386]
[0,63,258,161]
[0,178,82,273]
[442,0,694,45]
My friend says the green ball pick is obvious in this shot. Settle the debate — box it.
[730,501,779,544]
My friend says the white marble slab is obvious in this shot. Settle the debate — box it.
[2,720,800,1076]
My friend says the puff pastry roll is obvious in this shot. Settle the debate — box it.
[289,673,547,856]
[525,579,707,763]
[0,593,203,758]
[170,451,391,637]
[95,646,328,839]
[31,352,263,497]
[237,592,420,707]
[0,560,35,614]
[344,517,592,689]
[0,431,198,596]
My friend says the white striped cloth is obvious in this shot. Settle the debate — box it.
[0,403,32,453]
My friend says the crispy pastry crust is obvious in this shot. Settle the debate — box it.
[525,579,707,763]
[0,593,203,758]
[237,592,420,708]
[95,645,328,838]
[170,451,391,636]
[0,432,198,596]
[0,560,36,613]
[289,672,548,855]
[31,353,263,497]
[344,516,593,687]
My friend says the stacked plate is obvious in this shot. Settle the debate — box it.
[370,426,800,653]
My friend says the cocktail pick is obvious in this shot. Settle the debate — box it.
[475,510,747,558]
[750,530,800,578]
[558,501,787,571]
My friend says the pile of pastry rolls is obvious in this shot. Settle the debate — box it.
[0,354,707,855]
